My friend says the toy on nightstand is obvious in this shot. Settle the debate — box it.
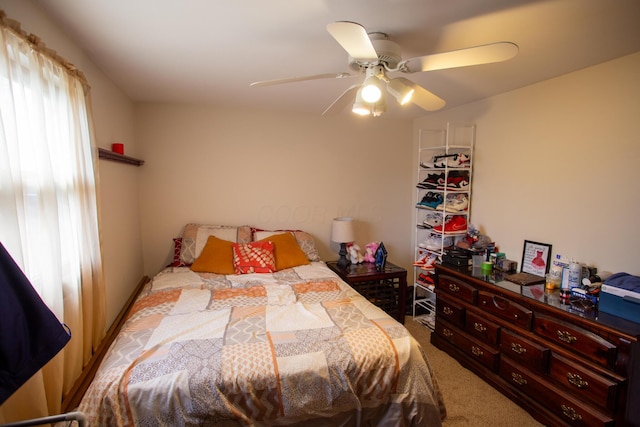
[364,241,380,263]
[347,243,365,264]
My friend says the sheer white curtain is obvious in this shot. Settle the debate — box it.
[0,14,106,422]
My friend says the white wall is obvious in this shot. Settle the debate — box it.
[135,104,414,276]
[0,0,143,328]
[414,52,640,275]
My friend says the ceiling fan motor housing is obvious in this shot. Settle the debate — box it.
[348,33,402,71]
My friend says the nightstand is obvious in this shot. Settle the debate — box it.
[326,261,407,324]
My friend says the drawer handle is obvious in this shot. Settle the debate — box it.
[474,322,486,333]
[443,306,453,316]
[557,330,577,344]
[567,372,589,389]
[511,372,527,386]
[471,346,483,357]
[561,405,582,421]
[443,328,453,338]
[448,283,460,292]
[510,343,527,355]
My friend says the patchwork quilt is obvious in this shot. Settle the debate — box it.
[79,262,445,426]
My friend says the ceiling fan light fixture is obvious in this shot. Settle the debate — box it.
[371,91,387,117]
[361,75,382,103]
[352,87,371,115]
[387,78,415,105]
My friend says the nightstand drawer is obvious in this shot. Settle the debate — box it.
[477,291,532,330]
[436,319,499,372]
[499,328,549,374]
[438,274,477,304]
[549,353,619,413]
[465,308,500,347]
[436,293,465,328]
[500,358,614,427]
[534,314,617,369]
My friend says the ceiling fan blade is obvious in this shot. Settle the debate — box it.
[410,81,446,111]
[400,42,518,73]
[322,84,361,116]
[250,72,351,87]
[327,21,378,63]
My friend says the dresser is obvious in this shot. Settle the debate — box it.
[431,264,640,427]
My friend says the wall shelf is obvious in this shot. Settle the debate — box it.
[98,148,144,166]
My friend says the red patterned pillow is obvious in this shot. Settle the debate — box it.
[172,238,189,267]
[232,241,276,274]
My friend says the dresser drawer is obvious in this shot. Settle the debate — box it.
[549,353,619,413]
[438,274,477,304]
[436,319,499,372]
[465,308,500,347]
[500,328,549,374]
[500,358,614,427]
[534,314,617,369]
[477,291,533,330]
[436,293,465,328]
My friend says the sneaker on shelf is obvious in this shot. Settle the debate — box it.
[419,234,453,250]
[432,215,468,234]
[412,252,429,266]
[418,235,441,250]
[416,173,445,189]
[416,191,443,210]
[419,155,448,169]
[420,253,439,271]
[417,273,434,286]
[444,193,469,212]
[446,176,470,190]
[422,212,443,228]
[447,153,471,168]
[436,193,469,212]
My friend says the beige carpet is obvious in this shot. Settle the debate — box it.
[404,316,544,427]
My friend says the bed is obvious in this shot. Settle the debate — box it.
[78,224,446,426]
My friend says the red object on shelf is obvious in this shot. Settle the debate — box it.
[112,143,124,155]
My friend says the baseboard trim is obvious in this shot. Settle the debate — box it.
[61,275,150,412]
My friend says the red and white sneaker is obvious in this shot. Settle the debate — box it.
[447,153,471,168]
[433,215,468,234]
[417,273,434,286]
[413,253,429,266]
[420,253,439,271]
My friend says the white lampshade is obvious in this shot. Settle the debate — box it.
[331,217,355,243]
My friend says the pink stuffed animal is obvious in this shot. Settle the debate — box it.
[364,242,380,263]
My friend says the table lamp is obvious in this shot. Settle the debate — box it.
[331,217,355,269]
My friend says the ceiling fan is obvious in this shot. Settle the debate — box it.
[250,21,518,117]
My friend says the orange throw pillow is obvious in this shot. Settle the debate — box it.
[256,232,309,271]
[190,236,235,275]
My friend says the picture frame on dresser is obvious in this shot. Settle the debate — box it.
[521,240,551,276]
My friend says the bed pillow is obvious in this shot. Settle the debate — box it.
[252,228,320,262]
[232,241,276,274]
[255,232,309,271]
[172,238,188,267]
[190,236,235,275]
[180,224,252,265]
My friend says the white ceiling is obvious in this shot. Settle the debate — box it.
[34,0,640,119]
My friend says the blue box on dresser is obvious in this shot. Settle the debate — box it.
[599,273,640,323]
